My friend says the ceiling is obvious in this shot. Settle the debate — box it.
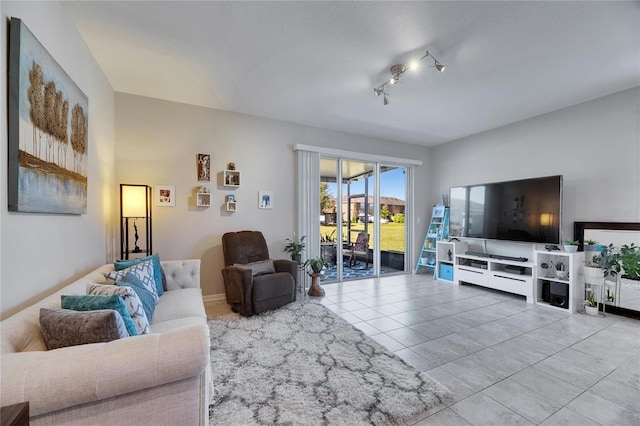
[62,1,640,147]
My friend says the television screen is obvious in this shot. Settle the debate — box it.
[449,175,562,244]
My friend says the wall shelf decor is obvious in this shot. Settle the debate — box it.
[258,191,273,209]
[226,194,237,212]
[155,185,176,207]
[197,154,211,182]
[223,170,240,187]
[196,187,211,207]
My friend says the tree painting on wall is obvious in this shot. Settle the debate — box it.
[8,18,89,214]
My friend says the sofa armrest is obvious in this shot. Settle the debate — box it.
[0,324,210,417]
[162,259,201,290]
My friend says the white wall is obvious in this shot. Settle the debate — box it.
[115,93,432,297]
[429,87,640,253]
[0,1,115,318]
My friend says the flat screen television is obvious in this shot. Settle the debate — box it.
[448,175,562,244]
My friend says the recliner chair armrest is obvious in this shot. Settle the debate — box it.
[273,259,297,277]
[221,266,253,309]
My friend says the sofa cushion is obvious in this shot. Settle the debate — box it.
[87,283,151,334]
[105,260,159,303]
[115,253,164,297]
[233,259,276,276]
[39,308,129,350]
[61,295,139,337]
[152,288,206,324]
[252,273,296,301]
[116,273,157,322]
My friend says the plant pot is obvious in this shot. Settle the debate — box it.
[585,305,598,316]
[564,245,578,253]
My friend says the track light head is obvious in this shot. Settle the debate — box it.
[373,48,446,105]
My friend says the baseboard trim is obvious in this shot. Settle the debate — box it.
[203,294,226,303]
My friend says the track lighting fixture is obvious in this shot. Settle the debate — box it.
[373,50,445,105]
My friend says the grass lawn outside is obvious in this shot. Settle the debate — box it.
[320,223,406,253]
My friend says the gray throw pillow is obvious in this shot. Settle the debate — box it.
[39,308,129,350]
[234,259,276,276]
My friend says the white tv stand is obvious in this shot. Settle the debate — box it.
[454,253,534,302]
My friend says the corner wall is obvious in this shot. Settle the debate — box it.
[429,87,640,247]
[115,93,432,298]
[0,1,115,318]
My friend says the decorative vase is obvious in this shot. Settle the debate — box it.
[585,305,598,316]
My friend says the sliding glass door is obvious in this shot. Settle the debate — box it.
[319,157,409,283]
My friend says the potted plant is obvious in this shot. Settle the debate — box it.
[583,288,598,316]
[304,257,329,274]
[284,234,306,263]
[564,240,579,253]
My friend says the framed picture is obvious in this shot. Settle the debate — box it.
[8,18,89,214]
[258,191,273,209]
[155,185,176,207]
[197,153,210,181]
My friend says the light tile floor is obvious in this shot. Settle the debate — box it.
[206,273,640,426]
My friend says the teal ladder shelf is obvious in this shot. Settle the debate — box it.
[415,205,449,276]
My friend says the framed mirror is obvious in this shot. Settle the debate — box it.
[574,222,640,319]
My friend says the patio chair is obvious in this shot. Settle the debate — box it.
[343,231,370,268]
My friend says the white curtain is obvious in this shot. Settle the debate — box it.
[296,149,320,261]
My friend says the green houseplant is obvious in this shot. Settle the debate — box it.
[284,234,306,263]
[304,257,329,274]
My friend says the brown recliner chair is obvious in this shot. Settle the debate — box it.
[221,231,297,316]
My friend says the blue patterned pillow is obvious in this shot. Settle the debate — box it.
[116,272,156,322]
[61,294,138,337]
[105,260,158,303]
[115,253,164,297]
[87,283,150,334]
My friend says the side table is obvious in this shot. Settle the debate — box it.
[307,272,325,297]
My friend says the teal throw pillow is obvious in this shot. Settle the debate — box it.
[105,260,158,303]
[115,254,163,297]
[61,294,139,337]
[87,283,151,334]
[117,272,156,322]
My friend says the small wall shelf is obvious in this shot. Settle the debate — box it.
[223,170,240,187]
[226,201,237,211]
[196,192,211,207]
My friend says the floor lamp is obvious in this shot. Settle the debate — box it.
[120,184,152,260]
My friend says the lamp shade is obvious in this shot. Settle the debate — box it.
[121,185,148,217]
[540,213,553,226]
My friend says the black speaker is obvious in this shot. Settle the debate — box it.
[541,281,551,303]
[550,282,568,309]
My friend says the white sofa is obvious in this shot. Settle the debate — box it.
[1,259,213,425]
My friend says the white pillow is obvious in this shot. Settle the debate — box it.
[233,259,276,276]
[87,283,151,334]
[104,259,159,303]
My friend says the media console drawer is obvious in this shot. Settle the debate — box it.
[455,266,489,286]
[490,273,533,297]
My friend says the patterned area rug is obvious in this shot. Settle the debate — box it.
[208,301,451,425]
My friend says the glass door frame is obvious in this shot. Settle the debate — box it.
[322,156,410,282]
